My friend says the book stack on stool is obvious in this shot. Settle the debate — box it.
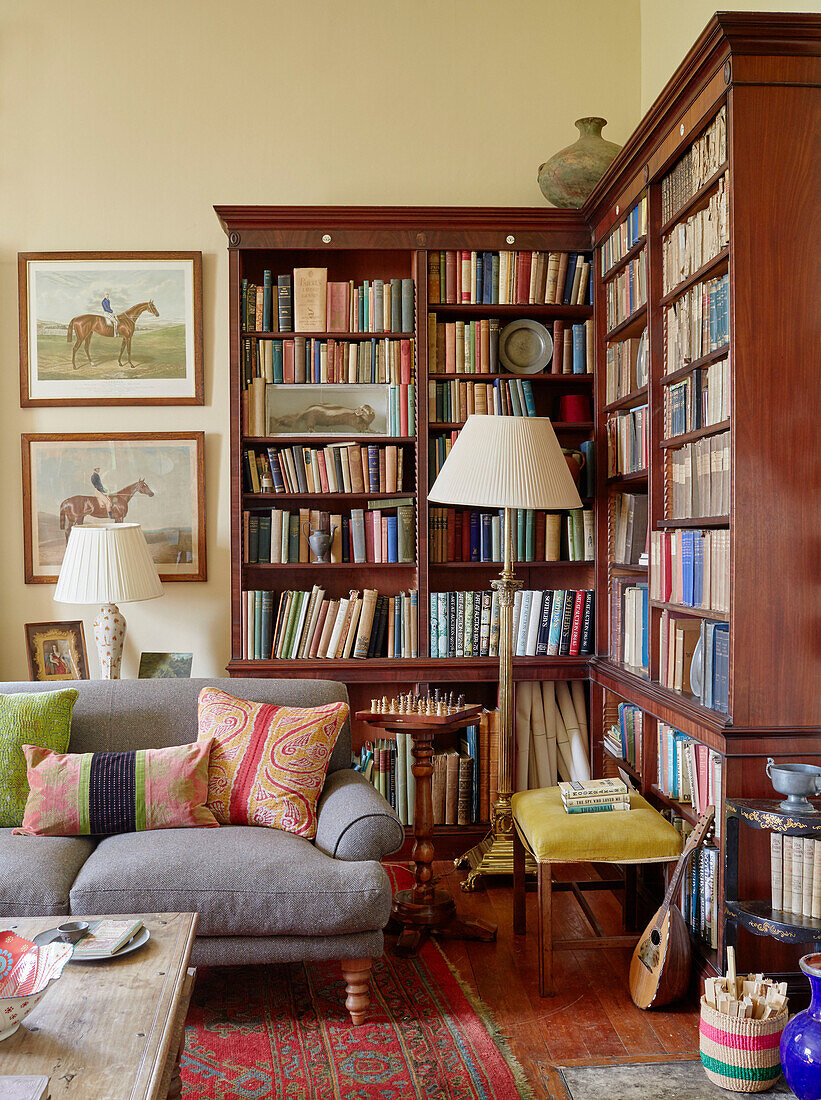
[559,777,630,815]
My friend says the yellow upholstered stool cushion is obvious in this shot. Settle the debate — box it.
[511,786,682,865]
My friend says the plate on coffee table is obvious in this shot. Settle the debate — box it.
[33,925,150,961]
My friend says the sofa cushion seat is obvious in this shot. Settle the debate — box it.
[68,825,392,937]
[0,828,95,917]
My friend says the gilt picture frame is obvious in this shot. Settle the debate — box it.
[19,251,203,407]
[25,620,89,681]
[22,432,206,583]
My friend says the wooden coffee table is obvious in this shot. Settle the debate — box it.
[0,912,198,1100]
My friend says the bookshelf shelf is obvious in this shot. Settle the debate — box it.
[429,420,593,433]
[226,655,590,683]
[659,419,731,448]
[726,901,821,943]
[243,330,415,340]
[601,236,647,282]
[659,162,729,237]
[606,471,648,486]
[610,562,648,575]
[243,492,414,504]
[660,345,730,386]
[605,305,648,342]
[602,745,642,784]
[427,303,592,319]
[428,372,593,384]
[243,435,416,446]
[649,600,729,623]
[648,784,699,827]
[243,562,417,571]
[657,516,729,529]
[603,385,648,413]
[429,560,593,570]
[659,246,730,307]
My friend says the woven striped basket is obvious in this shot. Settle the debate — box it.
[699,996,788,1092]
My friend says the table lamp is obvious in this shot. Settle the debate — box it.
[54,523,163,679]
[428,415,582,885]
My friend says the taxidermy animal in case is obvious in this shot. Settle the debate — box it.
[629,807,715,1009]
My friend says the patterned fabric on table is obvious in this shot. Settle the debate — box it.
[196,687,348,837]
[13,740,219,836]
[0,688,78,828]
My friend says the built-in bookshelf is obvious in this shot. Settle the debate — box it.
[216,208,597,856]
[587,13,820,984]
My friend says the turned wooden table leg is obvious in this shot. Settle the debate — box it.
[341,957,373,1026]
[410,728,436,906]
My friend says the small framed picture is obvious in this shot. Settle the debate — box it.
[25,621,89,681]
[138,652,193,679]
[266,384,390,437]
[19,252,203,407]
[22,431,206,584]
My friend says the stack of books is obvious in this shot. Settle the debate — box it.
[662,176,729,292]
[559,778,630,814]
[661,106,726,224]
[665,271,730,370]
[605,252,647,329]
[429,378,534,421]
[664,355,730,437]
[427,250,592,306]
[604,701,643,771]
[601,196,648,274]
[606,405,648,476]
[770,834,821,919]
[429,507,593,564]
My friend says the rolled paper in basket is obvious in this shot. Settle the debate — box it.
[541,682,558,787]
[556,681,590,782]
[699,996,787,1094]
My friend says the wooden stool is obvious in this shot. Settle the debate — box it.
[511,787,682,996]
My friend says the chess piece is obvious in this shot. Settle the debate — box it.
[371,699,378,713]
[381,696,388,713]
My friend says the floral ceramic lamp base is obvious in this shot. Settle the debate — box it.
[93,602,126,679]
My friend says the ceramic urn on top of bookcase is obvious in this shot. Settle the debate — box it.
[584,12,820,986]
[216,206,598,857]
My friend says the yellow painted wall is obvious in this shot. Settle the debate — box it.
[0,0,640,679]
[640,1,819,111]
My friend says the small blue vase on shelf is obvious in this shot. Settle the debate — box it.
[781,953,821,1099]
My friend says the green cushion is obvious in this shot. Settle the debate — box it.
[511,785,682,865]
[0,689,78,827]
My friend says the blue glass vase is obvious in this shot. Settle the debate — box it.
[781,953,821,1100]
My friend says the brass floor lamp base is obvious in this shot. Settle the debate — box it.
[456,829,537,891]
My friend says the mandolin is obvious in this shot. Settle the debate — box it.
[629,806,715,1009]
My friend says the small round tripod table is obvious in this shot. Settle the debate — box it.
[356,704,497,957]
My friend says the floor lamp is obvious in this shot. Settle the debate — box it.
[428,415,582,888]
[54,523,163,679]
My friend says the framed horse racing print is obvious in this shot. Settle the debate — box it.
[18,252,203,406]
[22,432,206,583]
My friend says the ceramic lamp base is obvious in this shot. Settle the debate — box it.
[93,602,126,679]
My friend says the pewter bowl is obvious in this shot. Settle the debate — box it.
[766,757,821,814]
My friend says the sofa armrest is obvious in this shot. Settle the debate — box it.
[314,768,405,862]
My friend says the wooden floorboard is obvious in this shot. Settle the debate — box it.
[427,860,700,1099]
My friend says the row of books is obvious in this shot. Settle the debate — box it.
[665,272,730,372]
[601,196,648,275]
[612,579,648,671]
[657,722,723,832]
[664,356,730,437]
[551,319,594,375]
[560,777,630,814]
[662,176,729,293]
[243,442,409,496]
[679,823,720,948]
[242,586,419,661]
[659,612,729,713]
[605,330,648,404]
[429,507,594,564]
[612,492,648,567]
[606,252,647,331]
[606,404,649,476]
[605,701,643,770]
[241,270,414,334]
[428,378,534,423]
[771,835,821,919]
[427,250,592,306]
[667,431,730,519]
[426,316,593,376]
[245,335,415,387]
[661,106,727,225]
[649,528,730,614]
[243,501,414,565]
[428,588,594,660]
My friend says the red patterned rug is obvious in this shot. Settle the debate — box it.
[181,871,531,1099]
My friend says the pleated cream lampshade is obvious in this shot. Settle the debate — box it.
[428,415,582,510]
[54,523,163,604]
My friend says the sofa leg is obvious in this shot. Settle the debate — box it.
[341,957,373,1026]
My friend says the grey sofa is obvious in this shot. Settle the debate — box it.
[0,677,404,1023]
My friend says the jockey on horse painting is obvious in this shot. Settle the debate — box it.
[66,298,159,370]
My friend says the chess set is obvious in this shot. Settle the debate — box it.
[368,690,468,718]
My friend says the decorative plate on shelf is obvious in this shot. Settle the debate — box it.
[498,319,553,375]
